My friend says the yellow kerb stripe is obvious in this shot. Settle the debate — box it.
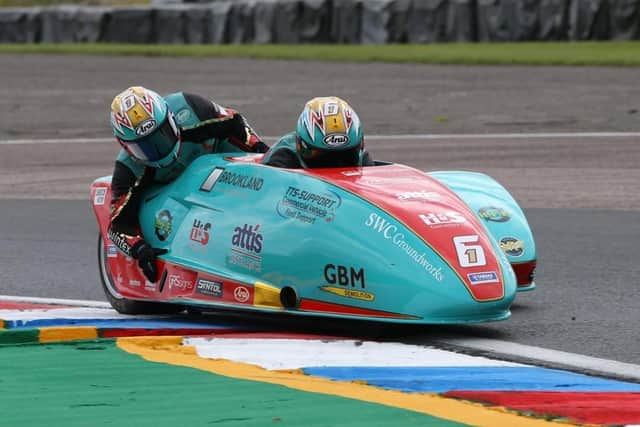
[117,337,568,427]
[39,327,98,343]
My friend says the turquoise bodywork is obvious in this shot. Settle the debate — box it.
[96,154,537,324]
[429,171,536,291]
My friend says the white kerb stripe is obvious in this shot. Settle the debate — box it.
[0,294,111,308]
[184,337,524,370]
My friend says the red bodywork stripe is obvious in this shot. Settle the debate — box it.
[444,391,640,425]
[299,299,418,319]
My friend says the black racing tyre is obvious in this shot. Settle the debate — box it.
[98,234,183,315]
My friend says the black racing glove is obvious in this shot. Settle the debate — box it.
[131,240,167,283]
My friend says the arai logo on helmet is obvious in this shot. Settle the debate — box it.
[323,133,349,147]
[135,119,157,136]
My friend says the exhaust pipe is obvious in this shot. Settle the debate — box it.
[280,286,299,309]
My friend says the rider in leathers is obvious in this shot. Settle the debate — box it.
[108,87,268,283]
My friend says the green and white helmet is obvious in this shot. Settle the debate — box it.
[295,96,364,168]
[110,86,180,168]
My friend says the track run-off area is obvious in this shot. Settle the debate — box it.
[1,54,640,425]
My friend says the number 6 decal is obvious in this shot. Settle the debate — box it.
[453,235,486,267]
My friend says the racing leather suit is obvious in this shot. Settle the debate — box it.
[108,92,268,257]
[262,132,373,168]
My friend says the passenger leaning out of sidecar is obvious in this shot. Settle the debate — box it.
[108,86,269,283]
[263,96,374,169]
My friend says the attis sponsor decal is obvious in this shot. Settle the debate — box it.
[231,224,263,253]
[233,286,250,303]
[276,186,341,224]
[467,271,499,285]
[365,213,443,282]
[500,236,525,257]
[478,206,511,222]
[129,279,141,287]
[154,210,173,241]
[190,219,211,245]
[168,274,193,291]
[341,170,362,177]
[94,188,107,205]
[419,212,466,227]
[228,224,263,272]
[195,279,223,298]
[135,119,156,136]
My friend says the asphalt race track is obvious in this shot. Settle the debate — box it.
[1,54,639,366]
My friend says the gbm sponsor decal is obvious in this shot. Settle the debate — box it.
[321,263,373,301]
[324,264,366,288]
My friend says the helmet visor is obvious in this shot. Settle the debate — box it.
[302,146,361,168]
[121,115,179,163]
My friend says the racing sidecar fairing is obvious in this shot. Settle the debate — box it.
[91,153,536,324]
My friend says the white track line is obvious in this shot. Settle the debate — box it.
[2,294,640,382]
[0,294,110,308]
[436,337,640,382]
[1,132,640,145]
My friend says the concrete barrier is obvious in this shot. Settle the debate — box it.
[0,0,638,43]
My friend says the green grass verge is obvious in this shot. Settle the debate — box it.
[1,42,639,65]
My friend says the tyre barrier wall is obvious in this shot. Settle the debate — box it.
[0,0,639,44]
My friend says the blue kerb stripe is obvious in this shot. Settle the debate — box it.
[4,318,240,329]
[302,366,640,393]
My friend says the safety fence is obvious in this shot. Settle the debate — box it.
[1,0,639,44]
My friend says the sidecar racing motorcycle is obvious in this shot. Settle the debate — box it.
[91,153,536,324]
